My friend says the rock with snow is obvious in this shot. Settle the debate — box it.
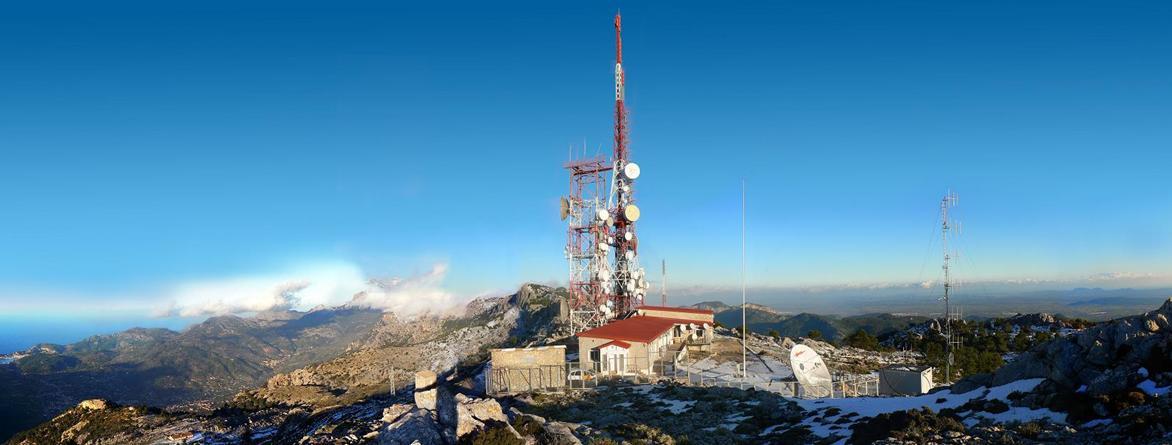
[990,298,1172,391]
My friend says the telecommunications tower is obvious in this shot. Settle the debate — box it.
[560,12,650,331]
[939,191,962,382]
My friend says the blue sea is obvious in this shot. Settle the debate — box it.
[0,315,200,354]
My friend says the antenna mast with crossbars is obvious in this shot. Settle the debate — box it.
[940,191,961,382]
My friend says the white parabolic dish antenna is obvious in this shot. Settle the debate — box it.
[623,162,641,180]
[790,344,833,398]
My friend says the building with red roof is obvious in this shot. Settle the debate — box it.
[576,306,715,375]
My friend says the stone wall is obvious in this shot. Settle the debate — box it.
[489,346,566,394]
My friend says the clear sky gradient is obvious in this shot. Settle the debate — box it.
[2,1,1170,325]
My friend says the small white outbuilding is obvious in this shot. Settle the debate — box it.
[878,365,935,396]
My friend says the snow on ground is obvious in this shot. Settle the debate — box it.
[655,398,696,414]
[636,388,696,414]
[1138,379,1171,397]
[679,356,794,392]
[1082,418,1113,428]
[792,378,1063,441]
[721,413,752,431]
[795,378,1045,419]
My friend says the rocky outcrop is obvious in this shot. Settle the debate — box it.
[378,409,444,445]
[374,371,514,444]
[1005,312,1059,327]
[988,298,1172,391]
[75,400,108,411]
[455,394,509,438]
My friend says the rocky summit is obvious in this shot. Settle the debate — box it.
[6,290,1172,444]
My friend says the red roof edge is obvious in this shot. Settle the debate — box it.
[599,340,631,349]
[638,305,715,315]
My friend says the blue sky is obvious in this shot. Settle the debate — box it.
[1,1,1170,328]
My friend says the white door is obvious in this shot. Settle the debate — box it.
[602,346,628,375]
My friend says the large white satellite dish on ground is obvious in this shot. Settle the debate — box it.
[790,344,833,398]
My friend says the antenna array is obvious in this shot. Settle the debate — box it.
[940,191,962,382]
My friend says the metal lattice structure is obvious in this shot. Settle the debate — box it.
[561,12,649,332]
[939,191,962,382]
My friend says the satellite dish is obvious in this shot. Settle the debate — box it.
[623,162,641,180]
[624,204,641,222]
[790,344,833,398]
[597,208,610,221]
[559,197,570,221]
[624,231,633,241]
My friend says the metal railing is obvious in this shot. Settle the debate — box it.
[490,354,880,398]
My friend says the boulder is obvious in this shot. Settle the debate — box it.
[463,398,507,423]
[377,408,444,445]
[542,421,584,445]
[454,397,507,438]
[455,405,485,438]
[382,403,413,423]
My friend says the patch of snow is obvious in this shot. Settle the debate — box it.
[1138,367,1149,378]
[1137,379,1171,397]
[724,413,752,423]
[614,402,633,408]
[795,378,1044,419]
[1076,385,1087,393]
[660,399,696,414]
[970,405,1063,425]
[760,424,787,435]
[794,378,1049,441]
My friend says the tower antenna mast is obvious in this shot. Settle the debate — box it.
[741,180,748,382]
[940,191,960,382]
[560,12,647,331]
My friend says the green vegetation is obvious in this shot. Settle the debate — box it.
[843,329,883,351]
[711,305,927,342]
[807,330,823,340]
[462,420,525,445]
[15,354,81,373]
[897,320,1055,382]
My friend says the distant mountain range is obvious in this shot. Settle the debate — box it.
[679,287,1172,320]
[0,307,384,441]
[694,301,929,341]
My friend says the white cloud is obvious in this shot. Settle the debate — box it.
[347,263,456,316]
[153,260,458,317]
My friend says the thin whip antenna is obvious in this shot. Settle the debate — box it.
[661,259,667,306]
[741,179,747,381]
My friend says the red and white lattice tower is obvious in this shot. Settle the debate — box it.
[561,12,649,331]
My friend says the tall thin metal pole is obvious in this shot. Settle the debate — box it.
[741,180,747,382]
[661,259,667,306]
